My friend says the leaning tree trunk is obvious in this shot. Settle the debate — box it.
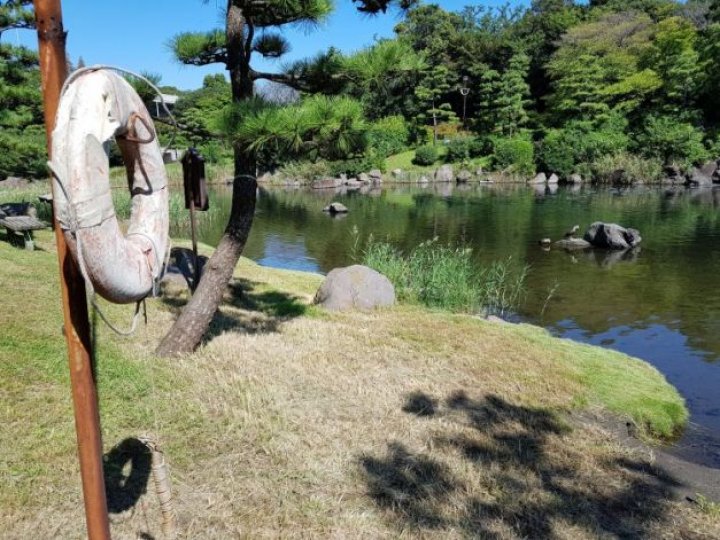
[156,2,256,357]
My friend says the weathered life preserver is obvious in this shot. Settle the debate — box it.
[50,69,169,304]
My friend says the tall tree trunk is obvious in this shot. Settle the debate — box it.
[156,2,256,357]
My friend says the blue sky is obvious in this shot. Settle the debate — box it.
[10,0,511,90]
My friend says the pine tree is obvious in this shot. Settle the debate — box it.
[158,0,412,355]
[414,65,458,144]
[476,53,531,136]
[0,1,45,178]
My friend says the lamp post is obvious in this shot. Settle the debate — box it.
[459,76,470,130]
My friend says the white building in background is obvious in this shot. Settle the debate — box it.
[152,94,179,118]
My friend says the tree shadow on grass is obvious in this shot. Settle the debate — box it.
[160,275,307,342]
[360,391,685,539]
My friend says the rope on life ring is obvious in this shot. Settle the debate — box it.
[49,68,170,307]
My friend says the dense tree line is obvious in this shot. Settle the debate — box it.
[2,0,719,181]
[189,0,720,181]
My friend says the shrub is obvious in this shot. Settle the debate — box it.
[446,137,473,162]
[492,135,535,176]
[0,126,47,179]
[591,152,663,184]
[328,154,385,177]
[468,138,488,158]
[278,160,332,181]
[362,237,527,316]
[540,117,629,176]
[367,116,410,157]
[636,116,708,169]
[413,145,439,166]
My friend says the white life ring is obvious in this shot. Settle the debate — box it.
[50,69,169,304]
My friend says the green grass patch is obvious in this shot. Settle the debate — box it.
[512,323,688,440]
[362,237,527,316]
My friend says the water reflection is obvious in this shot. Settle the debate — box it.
[173,183,720,463]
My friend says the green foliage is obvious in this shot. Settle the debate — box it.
[636,115,708,167]
[414,65,459,141]
[362,238,528,315]
[328,154,386,176]
[0,125,46,178]
[590,152,663,184]
[476,53,531,136]
[366,116,410,157]
[492,134,535,175]
[412,145,439,165]
[446,137,473,162]
[0,13,46,179]
[645,16,702,113]
[278,160,332,181]
[124,71,162,105]
[231,95,368,167]
[540,117,630,176]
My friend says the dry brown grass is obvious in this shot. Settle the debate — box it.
[1,233,718,539]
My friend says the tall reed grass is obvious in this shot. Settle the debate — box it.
[361,237,528,316]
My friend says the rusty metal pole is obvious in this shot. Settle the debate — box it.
[33,1,111,539]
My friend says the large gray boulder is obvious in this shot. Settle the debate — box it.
[547,173,559,185]
[529,172,546,184]
[435,164,454,183]
[312,177,342,189]
[314,265,395,311]
[358,172,371,185]
[584,222,642,250]
[368,170,383,185]
[456,169,472,183]
[567,173,583,184]
[685,161,717,187]
[322,202,348,214]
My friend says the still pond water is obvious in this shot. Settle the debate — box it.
[175,182,720,466]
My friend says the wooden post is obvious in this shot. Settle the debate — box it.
[33,1,111,539]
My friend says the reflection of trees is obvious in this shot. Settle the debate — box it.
[200,185,720,362]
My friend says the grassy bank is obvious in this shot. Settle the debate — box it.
[1,229,716,539]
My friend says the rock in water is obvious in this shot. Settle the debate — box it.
[529,172,547,184]
[584,222,642,250]
[435,164,454,183]
[685,161,717,187]
[314,265,395,311]
[547,173,559,184]
[322,202,348,214]
[554,238,592,250]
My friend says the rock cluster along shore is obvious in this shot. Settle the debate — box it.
[253,156,720,188]
[257,164,507,188]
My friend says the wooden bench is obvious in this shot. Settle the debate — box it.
[0,214,48,250]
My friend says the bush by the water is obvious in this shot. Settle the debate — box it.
[636,116,709,169]
[492,135,535,176]
[540,118,629,177]
[278,160,332,181]
[412,145,439,166]
[446,137,473,162]
[367,116,409,158]
[591,152,663,184]
[362,238,527,316]
[328,154,385,177]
